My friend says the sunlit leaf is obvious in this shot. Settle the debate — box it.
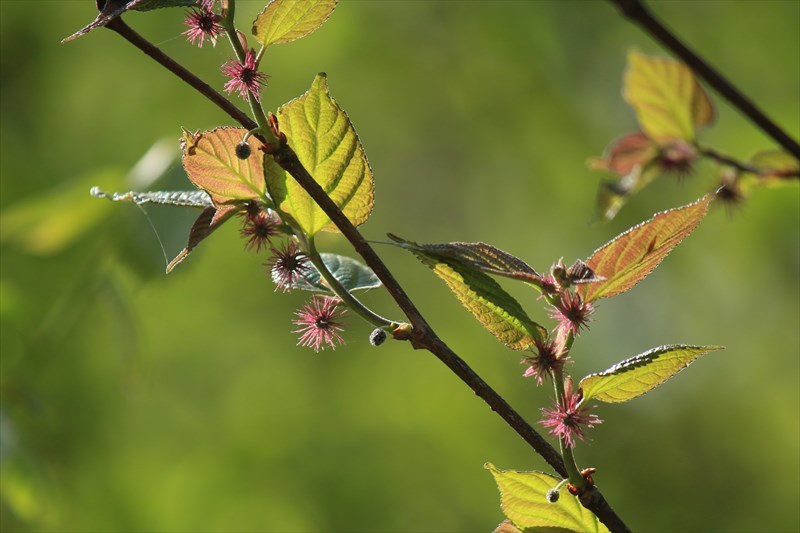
[386,234,541,283]
[62,0,195,43]
[252,0,337,48]
[181,127,266,206]
[581,194,713,301]
[624,49,714,145]
[399,244,545,349]
[750,150,800,180]
[285,253,381,292]
[588,132,658,177]
[166,206,238,273]
[486,463,609,532]
[265,73,374,236]
[580,345,723,403]
[91,188,214,209]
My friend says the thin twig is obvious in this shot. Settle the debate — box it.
[609,0,800,160]
[103,16,631,533]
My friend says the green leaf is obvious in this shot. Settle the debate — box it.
[588,132,659,178]
[400,245,545,349]
[580,193,713,301]
[181,127,266,207]
[265,73,374,236]
[62,0,195,43]
[486,463,609,532]
[624,49,714,145]
[166,206,239,273]
[580,345,723,403]
[386,234,541,283]
[286,253,381,293]
[90,188,214,209]
[593,160,660,222]
[253,0,337,48]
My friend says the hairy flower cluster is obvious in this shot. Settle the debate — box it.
[267,241,311,292]
[240,208,280,253]
[521,338,569,385]
[293,296,347,352]
[182,7,222,48]
[540,379,602,449]
[549,290,594,338]
[222,49,268,101]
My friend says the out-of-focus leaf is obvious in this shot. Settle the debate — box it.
[588,132,658,177]
[486,463,609,532]
[624,49,714,145]
[265,73,374,236]
[1,170,123,255]
[582,193,713,301]
[750,150,800,181]
[62,0,195,43]
[398,243,545,349]
[593,161,660,222]
[252,0,337,48]
[580,345,723,403]
[386,234,541,283]
[285,253,381,292]
[181,127,266,206]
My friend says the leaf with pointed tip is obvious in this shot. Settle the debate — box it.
[588,132,659,177]
[401,246,545,349]
[593,160,661,222]
[252,0,337,48]
[580,345,723,403]
[280,253,381,292]
[62,0,195,43]
[91,188,214,209]
[624,49,714,145]
[265,74,374,236]
[166,205,238,273]
[486,463,609,532]
[386,234,542,285]
[581,194,713,301]
[181,128,266,207]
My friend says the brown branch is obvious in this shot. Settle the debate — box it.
[609,0,800,160]
[102,16,631,533]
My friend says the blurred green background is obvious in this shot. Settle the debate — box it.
[1,1,798,531]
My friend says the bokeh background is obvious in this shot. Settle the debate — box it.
[1,1,798,531]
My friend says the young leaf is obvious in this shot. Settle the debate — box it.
[265,73,374,236]
[485,463,609,532]
[588,132,659,177]
[624,49,714,145]
[252,0,337,48]
[181,128,266,206]
[386,234,541,283]
[580,345,723,403]
[62,0,195,43]
[580,193,713,302]
[90,188,214,209]
[285,253,381,293]
[166,205,238,273]
[402,247,545,350]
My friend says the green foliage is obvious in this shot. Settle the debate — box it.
[580,345,723,403]
[252,0,337,48]
[624,49,714,145]
[181,128,266,206]
[486,464,609,532]
[265,73,374,236]
[580,194,713,302]
[289,253,381,293]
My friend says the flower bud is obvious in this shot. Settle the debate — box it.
[235,142,252,160]
[369,328,387,346]
[545,489,560,503]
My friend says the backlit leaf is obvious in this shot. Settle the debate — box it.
[486,463,608,532]
[62,0,195,43]
[181,127,266,206]
[400,245,545,349]
[90,188,214,209]
[284,253,381,293]
[581,193,713,301]
[624,49,714,145]
[166,206,238,273]
[588,132,658,177]
[593,160,661,222]
[265,73,374,236]
[253,0,337,48]
[580,345,723,403]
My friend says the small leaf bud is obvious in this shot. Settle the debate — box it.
[545,489,560,503]
[235,142,252,160]
[369,328,387,346]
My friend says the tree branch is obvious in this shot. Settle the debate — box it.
[609,0,800,160]
[104,16,631,533]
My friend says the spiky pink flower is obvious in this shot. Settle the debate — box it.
[540,378,602,448]
[549,290,594,337]
[182,7,222,48]
[266,241,310,291]
[293,296,347,352]
[222,49,268,101]
[240,210,280,253]
[521,338,569,386]
[658,140,697,179]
